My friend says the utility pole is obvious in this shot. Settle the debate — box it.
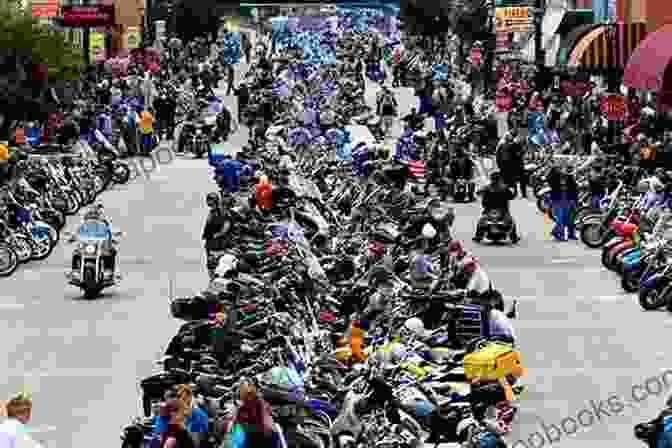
[534,0,545,90]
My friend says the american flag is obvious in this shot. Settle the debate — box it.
[368,240,386,257]
[265,239,289,257]
[407,160,426,184]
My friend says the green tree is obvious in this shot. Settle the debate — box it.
[0,0,83,81]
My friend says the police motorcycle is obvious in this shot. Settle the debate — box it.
[64,218,122,299]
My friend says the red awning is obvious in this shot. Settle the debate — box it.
[624,24,672,91]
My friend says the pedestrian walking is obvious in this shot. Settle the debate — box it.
[225,64,235,96]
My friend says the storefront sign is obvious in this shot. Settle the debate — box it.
[470,47,482,66]
[61,5,114,27]
[89,32,106,62]
[560,80,594,97]
[496,90,513,112]
[600,94,626,121]
[495,7,533,32]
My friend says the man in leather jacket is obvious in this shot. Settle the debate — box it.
[473,171,520,244]
[202,193,232,271]
[448,147,476,200]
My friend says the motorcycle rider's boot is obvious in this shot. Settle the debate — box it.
[567,225,578,240]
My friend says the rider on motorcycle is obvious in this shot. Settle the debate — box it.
[473,171,520,244]
[403,198,454,251]
[448,147,476,201]
[75,202,118,276]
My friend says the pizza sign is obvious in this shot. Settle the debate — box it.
[600,94,626,121]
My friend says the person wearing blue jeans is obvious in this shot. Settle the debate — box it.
[546,173,578,241]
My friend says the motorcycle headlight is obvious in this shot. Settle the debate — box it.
[85,245,96,254]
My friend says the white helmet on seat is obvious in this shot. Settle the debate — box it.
[402,317,426,339]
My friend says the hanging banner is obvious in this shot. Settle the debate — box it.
[125,27,141,49]
[470,47,482,66]
[496,90,513,112]
[89,31,106,62]
[560,80,594,97]
[601,94,626,121]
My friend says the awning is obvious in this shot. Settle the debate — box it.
[568,26,608,67]
[568,22,647,69]
[557,23,599,65]
[624,24,672,91]
[613,22,647,68]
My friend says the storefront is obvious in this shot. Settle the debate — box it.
[623,24,672,109]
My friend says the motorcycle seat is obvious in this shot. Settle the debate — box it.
[261,385,305,407]
[239,303,258,312]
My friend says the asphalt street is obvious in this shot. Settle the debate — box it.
[0,60,668,448]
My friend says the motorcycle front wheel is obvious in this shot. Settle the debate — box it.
[0,243,18,277]
[580,223,607,248]
[621,270,641,293]
[11,235,33,264]
[639,285,668,310]
[30,237,54,261]
[113,163,131,184]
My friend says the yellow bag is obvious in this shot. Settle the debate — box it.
[464,343,523,382]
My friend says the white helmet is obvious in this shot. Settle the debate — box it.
[421,223,437,240]
[402,317,426,339]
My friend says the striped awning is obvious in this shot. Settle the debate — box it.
[568,22,647,69]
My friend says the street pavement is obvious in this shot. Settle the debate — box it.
[0,62,668,448]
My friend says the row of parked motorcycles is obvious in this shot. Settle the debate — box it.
[120,49,520,448]
[534,170,672,312]
[0,140,132,277]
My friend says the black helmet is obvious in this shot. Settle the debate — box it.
[206,192,219,207]
[489,170,501,182]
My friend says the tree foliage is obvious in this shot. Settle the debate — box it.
[0,0,83,81]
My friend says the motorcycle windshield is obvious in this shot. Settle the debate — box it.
[78,221,110,241]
